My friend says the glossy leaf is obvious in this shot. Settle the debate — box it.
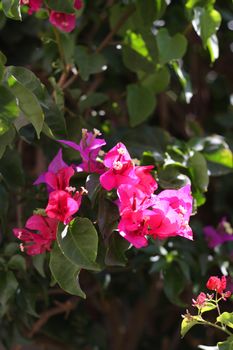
[2,0,21,20]
[156,29,187,64]
[50,242,85,298]
[57,217,99,270]
[127,84,156,127]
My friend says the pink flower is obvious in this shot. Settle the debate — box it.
[134,165,158,195]
[46,189,83,224]
[206,276,227,294]
[117,184,154,248]
[59,129,106,174]
[100,143,138,190]
[74,0,83,10]
[34,149,74,192]
[13,215,58,255]
[192,292,207,308]
[204,217,233,249]
[157,185,193,240]
[49,11,76,32]
[20,0,42,14]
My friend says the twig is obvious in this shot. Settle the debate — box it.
[62,5,135,90]
[95,5,135,54]
[27,297,79,338]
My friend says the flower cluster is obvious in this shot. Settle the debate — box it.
[204,217,233,249]
[192,275,231,309]
[99,142,193,248]
[13,148,87,255]
[20,0,84,32]
[13,129,194,255]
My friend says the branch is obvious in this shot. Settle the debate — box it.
[27,297,79,338]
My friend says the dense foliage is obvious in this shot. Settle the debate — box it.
[0,0,232,349]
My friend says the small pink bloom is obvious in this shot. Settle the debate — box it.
[13,215,58,255]
[74,0,83,10]
[135,165,158,195]
[59,129,106,174]
[100,143,138,190]
[46,189,82,224]
[49,11,76,33]
[157,185,193,240]
[206,276,226,294]
[20,0,42,14]
[192,292,206,308]
[34,149,74,192]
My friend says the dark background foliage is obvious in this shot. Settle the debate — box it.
[0,0,232,349]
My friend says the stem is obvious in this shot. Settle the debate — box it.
[52,26,67,71]
[199,319,233,337]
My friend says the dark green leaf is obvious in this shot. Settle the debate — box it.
[79,93,108,113]
[0,85,19,135]
[141,66,170,93]
[45,0,74,13]
[2,0,21,20]
[122,46,155,74]
[156,29,187,64]
[74,46,107,81]
[8,255,26,272]
[105,234,129,267]
[0,149,25,188]
[188,151,209,192]
[127,84,156,127]
[0,271,18,305]
[57,217,99,270]
[50,242,85,297]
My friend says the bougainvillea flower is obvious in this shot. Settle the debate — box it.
[49,11,76,33]
[34,149,74,192]
[204,217,233,249]
[13,215,58,255]
[117,184,153,215]
[20,0,42,14]
[59,129,106,174]
[192,292,207,308]
[46,189,83,224]
[74,0,83,10]
[44,167,74,191]
[206,276,227,294]
[135,165,158,195]
[100,143,138,190]
[157,185,193,240]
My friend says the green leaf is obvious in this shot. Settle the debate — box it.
[0,51,6,82]
[86,174,101,205]
[201,302,217,313]
[181,315,200,337]
[192,8,221,46]
[141,66,170,94]
[32,253,46,277]
[206,34,219,63]
[218,336,233,350]
[188,151,209,192]
[158,165,190,189]
[50,242,85,298]
[7,75,44,138]
[0,271,18,305]
[2,0,21,20]
[57,217,99,270]
[0,149,25,188]
[0,85,19,135]
[122,46,155,74]
[204,148,233,169]
[127,84,156,127]
[105,234,129,267]
[79,93,108,113]
[74,46,107,81]
[8,255,26,272]
[135,0,167,27]
[0,183,9,230]
[0,126,15,158]
[45,0,74,13]
[217,312,233,329]
[156,29,187,64]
